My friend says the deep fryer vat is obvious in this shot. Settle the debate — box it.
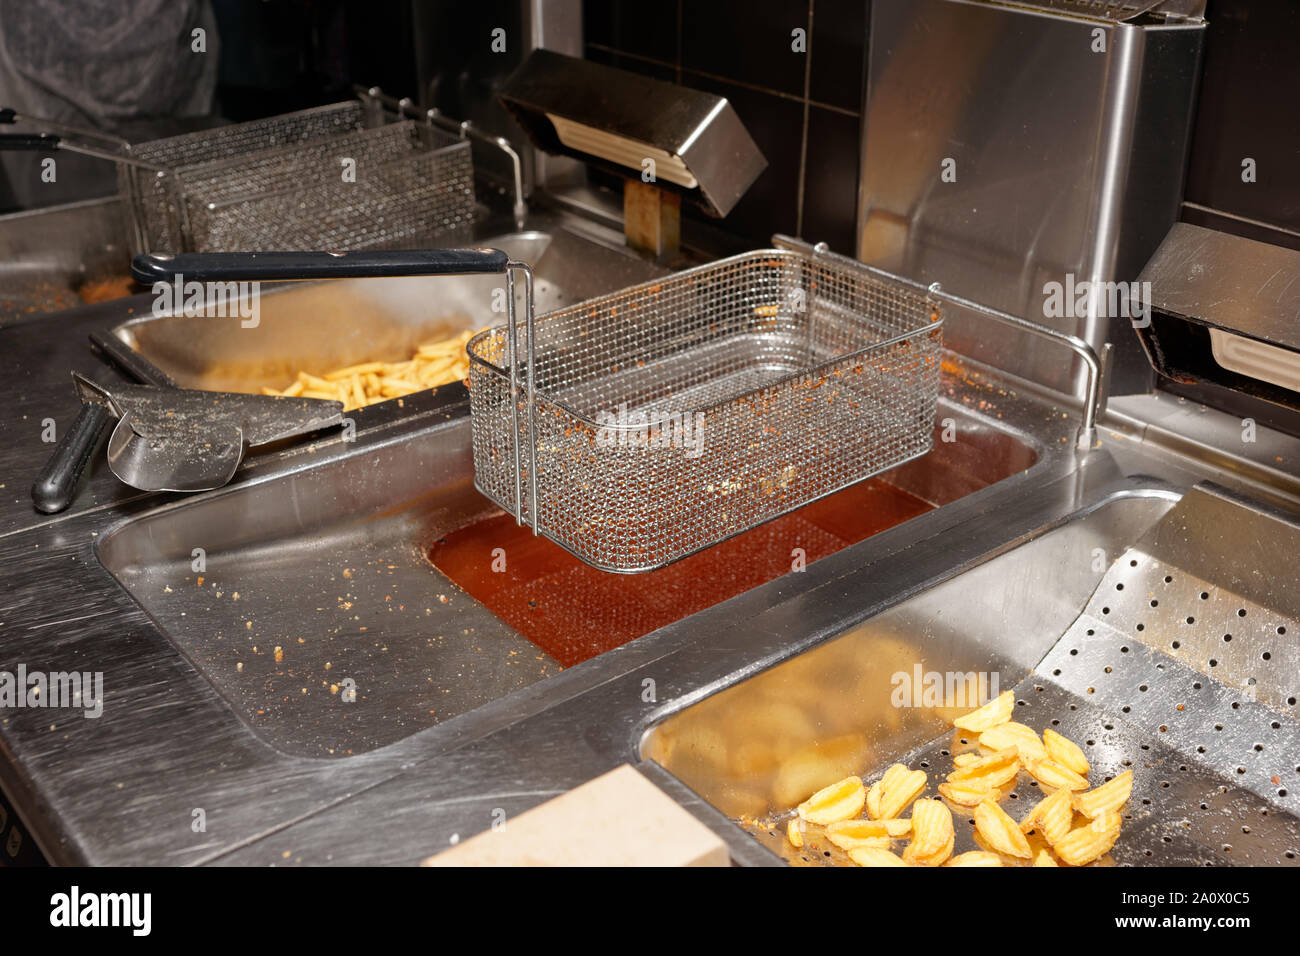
[467,249,943,572]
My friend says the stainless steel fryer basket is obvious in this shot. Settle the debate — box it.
[116,99,475,253]
[467,241,945,572]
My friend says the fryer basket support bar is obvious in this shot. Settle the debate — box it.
[770,235,1105,449]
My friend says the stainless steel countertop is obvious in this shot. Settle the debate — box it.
[3,209,1300,866]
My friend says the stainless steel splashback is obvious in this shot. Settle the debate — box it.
[857,0,1205,401]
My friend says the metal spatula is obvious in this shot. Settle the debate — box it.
[71,372,344,493]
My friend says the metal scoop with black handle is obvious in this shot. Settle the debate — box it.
[69,372,344,493]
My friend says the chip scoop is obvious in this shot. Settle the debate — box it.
[71,372,344,493]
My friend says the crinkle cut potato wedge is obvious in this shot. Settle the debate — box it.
[787,818,804,848]
[825,820,894,852]
[974,800,1032,859]
[946,749,1019,790]
[1026,758,1090,791]
[866,763,926,820]
[849,846,908,867]
[1054,810,1122,866]
[797,775,865,825]
[1033,849,1059,867]
[907,799,954,859]
[938,780,1001,807]
[1020,785,1074,846]
[1074,770,1133,819]
[952,690,1015,732]
[903,831,953,867]
[1042,727,1090,775]
[978,721,1046,763]
[947,851,1003,867]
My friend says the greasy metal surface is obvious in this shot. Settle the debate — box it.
[0,197,131,324]
[97,420,560,757]
[757,679,1298,867]
[646,489,1300,866]
[3,206,1300,865]
[95,396,1027,758]
[469,248,942,571]
[641,493,1176,820]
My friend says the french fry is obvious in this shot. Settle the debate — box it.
[946,851,1003,867]
[1020,786,1074,845]
[979,722,1046,764]
[848,846,908,867]
[1043,727,1091,775]
[262,329,482,410]
[907,799,954,859]
[323,361,386,381]
[952,753,981,768]
[1074,770,1133,819]
[974,800,1032,859]
[1054,810,1122,866]
[797,776,866,825]
[952,690,1014,732]
[825,821,894,852]
[787,818,803,849]
[1026,758,1090,792]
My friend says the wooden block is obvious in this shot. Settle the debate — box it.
[623,177,681,261]
[421,765,730,867]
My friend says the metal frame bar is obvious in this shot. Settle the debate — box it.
[359,86,528,230]
[771,234,1106,449]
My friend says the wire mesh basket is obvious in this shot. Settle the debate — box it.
[115,99,475,252]
[467,241,944,572]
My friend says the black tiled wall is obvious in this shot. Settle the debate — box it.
[583,0,868,254]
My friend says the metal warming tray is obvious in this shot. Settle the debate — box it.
[468,239,944,572]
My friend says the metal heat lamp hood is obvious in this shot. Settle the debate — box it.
[498,49,766,218]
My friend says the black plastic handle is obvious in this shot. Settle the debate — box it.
[31,403,112,514]
[131,247,511,284]
[0,132,59,151]
[31,334,174,514]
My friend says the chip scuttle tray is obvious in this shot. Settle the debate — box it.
[467,236,945,572]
